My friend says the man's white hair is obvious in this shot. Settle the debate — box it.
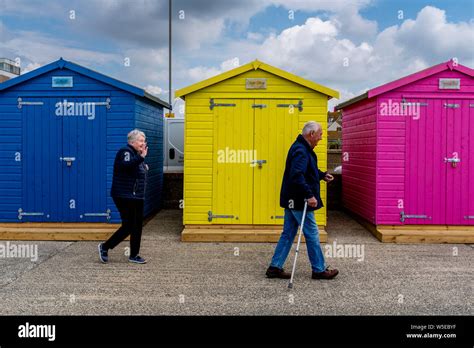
[128,129,146,143]
[302,121,322,135]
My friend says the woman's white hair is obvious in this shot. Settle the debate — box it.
[302,121,321,135]
[127,129,146,143]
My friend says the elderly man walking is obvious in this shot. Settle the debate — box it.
[98,129,149,264]
[266,121,339,280]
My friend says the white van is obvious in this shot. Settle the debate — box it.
[163,117,184,173]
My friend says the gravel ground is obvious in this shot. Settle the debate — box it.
[0,209,472,315]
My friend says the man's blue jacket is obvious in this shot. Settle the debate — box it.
[280,134,327,211]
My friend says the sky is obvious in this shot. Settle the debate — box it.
[1,0,473,113]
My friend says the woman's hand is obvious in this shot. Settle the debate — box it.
[141,145,148,158]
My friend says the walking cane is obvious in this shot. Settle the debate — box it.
[288,199,308,289]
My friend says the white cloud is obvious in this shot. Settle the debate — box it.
[187,66,221,81]
[0,24,171,92]
[369,6,474,85]
[1,0,377,100]
[215,5,474,106]
[119,47,169,86]
[394,6,473,58]
[330,6,378,42]
[220,57,241,71]
[185,57,240,82]
[328,87,369,112]
[2,1,473,111]
[247,32,265,42]
[269,0,372,12]
[145,85,167,96]
[21,62,42,74]
[255,16,376,84]
[0,29,121,69]
[2,0,375,52]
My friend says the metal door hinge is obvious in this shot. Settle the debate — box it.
[276,100,303,112]
[401,99,428,111]
[94,98,111,109]
[18,208,48,220]
[80,209,111,220]
[400,211,431,223]
[464,216,474,220]
[252,104,267,108]
[401,98,428,107]
[210,99,236,110]
[17,97,44,109]
[401,102,428,106]
[208,211,235,222]
[444,103,459,108]
[271,215,284,219]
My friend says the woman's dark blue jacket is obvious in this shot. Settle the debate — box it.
[111,144,147,200]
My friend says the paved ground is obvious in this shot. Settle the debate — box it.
[0,210,472,315]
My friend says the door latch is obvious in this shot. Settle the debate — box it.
[250,159,267,168]
[444,157,460,168]
[60,157,76,167]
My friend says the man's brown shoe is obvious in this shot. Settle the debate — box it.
[266,266,291,279]
[312,267,339,279]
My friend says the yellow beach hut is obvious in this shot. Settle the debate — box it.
[175,60,339,242]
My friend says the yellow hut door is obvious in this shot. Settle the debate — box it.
[211,99,254,224]
[211,98,300,225]
[253,99,300,224]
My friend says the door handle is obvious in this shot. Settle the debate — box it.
[251,159,267,168]
[444,157,460,168]
[60,157,76,167]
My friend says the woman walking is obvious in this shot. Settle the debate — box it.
[98,129,149,264]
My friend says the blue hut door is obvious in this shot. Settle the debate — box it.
[59,97,108,222]
[21,98,62,222]
[21,97,108,222]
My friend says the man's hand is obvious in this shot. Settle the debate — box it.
[324,173,334,183]
[307,196,318,208]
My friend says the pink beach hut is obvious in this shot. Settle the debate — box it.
[335,60,474,243]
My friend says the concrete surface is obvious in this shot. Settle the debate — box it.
[0,210,472,315]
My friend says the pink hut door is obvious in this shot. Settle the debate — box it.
[404,98,474,225]
[464,100,474,225]
[447,99,474,225]
[404,98,445,225]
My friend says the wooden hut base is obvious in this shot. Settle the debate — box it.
[181,224,327,243]
[0,223,122,241]
[355,217,474,244]
[0,212,161,241]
